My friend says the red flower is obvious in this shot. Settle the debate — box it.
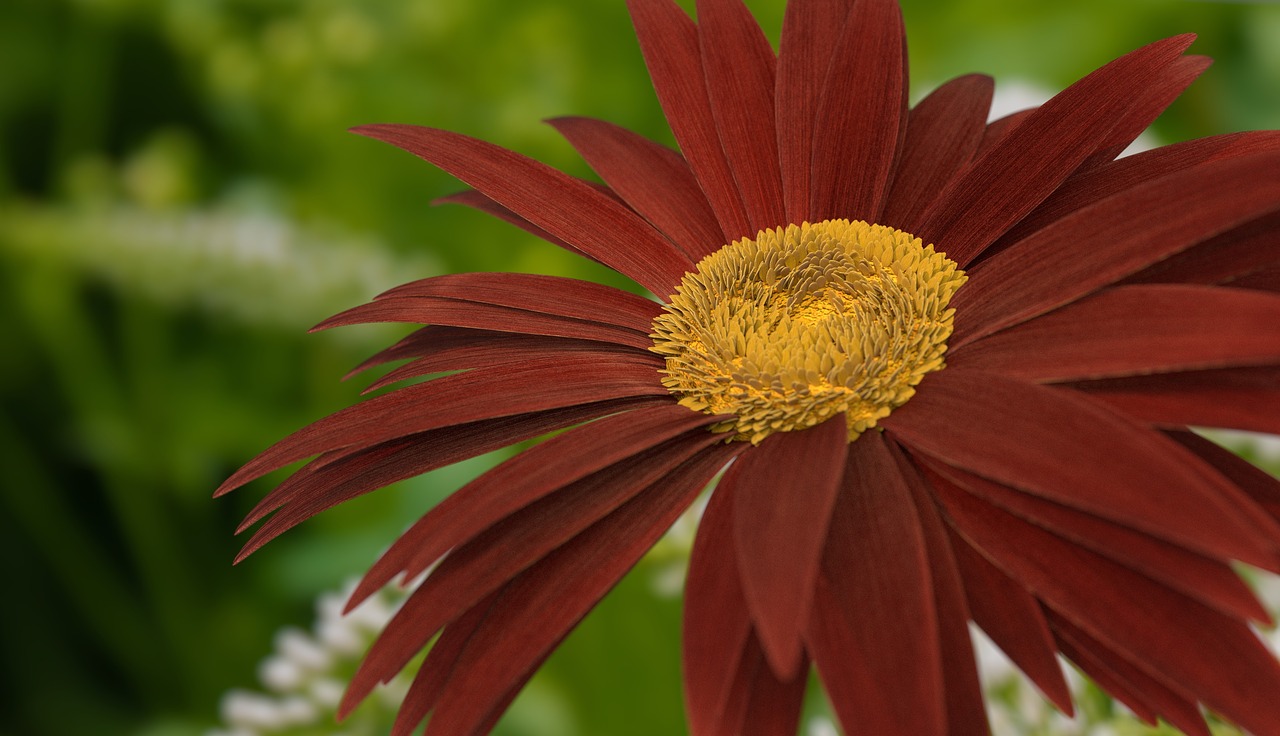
[218,1,1280,734]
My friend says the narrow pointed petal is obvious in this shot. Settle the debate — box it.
[352,124,693,296]
[627,0,752,240]
[889,441,991,735]
[235,398,665,557]
[920,456,1269,623]
[216,355,667,495]
[883,369,1280,568]
[776,0,853,224]
[881,74,994,233]
[916,35,1197,266]
[684,469,753,736]
[422,442,742,736]
[945,525,1074,712]
[809,0,906,223]
[346,430,723,706]
[951,150,1280,346]
[807,431,946,736]
[549,116,725,258]
[733,638,808,736]
[697,0,785,233]
[434,189,584,257]
[1080,54,1212,169]
[935,478,1280,736]
[1123,210,1280,286]
[990,130,1280,257]
[950,284,1280,381]
[1046,609,1212,736]
[1067,366,1280,435]
[347,403,722,609]
[731,417,848,679]
[1168,430,1280,525]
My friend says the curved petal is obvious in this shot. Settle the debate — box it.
[951,150,1280,346]
[806,431,946,736]
[775,0,853,224]
[697,0,785,233]
[882,369,1280,569]
[548,116,725,258]
[1066,366,1280,435]
[730,416,848,679]
[1123,209,1280,286]
[809,0,906,223]
[949,284,1280,381]
[916,35,1197,267]
[627,0,752,241]
[1169,430,1280,526]
[351,124,693,296]
[881,74,993,234]
[433,189,585,258]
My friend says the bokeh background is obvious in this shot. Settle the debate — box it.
[3,0,1279,734]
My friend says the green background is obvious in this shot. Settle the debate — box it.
[1,0,1277,734]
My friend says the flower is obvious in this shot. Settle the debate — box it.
[217,0,1280,734]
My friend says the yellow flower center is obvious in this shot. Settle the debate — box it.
[650,219,966,444]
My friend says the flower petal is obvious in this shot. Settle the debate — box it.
[775,0,853,224]
[346,403,722,609]
[1067,366,1280,435]
[935,478,1280,736]
[808,0,906,223]
[945,525,1074,713]
[235,397,667,558]
[1230,264,1280,292]
[1169,430,1280,527]
[730,416,848,679]
[627,0,752,240]
[806,431,945,736]
[881,74,993,234]
[1123,209,1280,286]
[950,284,1280,381]
[697,0,786,233]
[216,354,668,495]
[951,149,1280,346]
[883,369,1280,569]
[351,124,693,296]
[433,189,585,257]
[916,35,1197,266]
[421,442,741,736]
[548,116,725,258]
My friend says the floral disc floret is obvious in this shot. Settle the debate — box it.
[651,219,966,444]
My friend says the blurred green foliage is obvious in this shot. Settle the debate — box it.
[1,0,1277,734]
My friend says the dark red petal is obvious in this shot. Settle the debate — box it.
[216,354,668,495]
[934,478,1280,736]
[731,417,848,679]
[1231,264,1280,292]
[627,0,752,241]
[1124,209,1280,287]
[992,131,1280,255]
[951,150,1280,347]
[1080,54,1212,169]
[919,455,1268,623]
[1168,430,1280,525]
[422,441,742,736]
[548,116,725,258]
[945,525,1074,713]
[976,109,1034,155]
[916,35,1196,267]
[351,124,692,296]
[1067,366,1280,435]
[731,637,808,736]
[346,429,723,708]
[881,74,994,234]
[888,441,991,736]
[377,272,662,333]
[950,284,1280,381]
[314,296,656,350]
[347,404,720,608]
[806,431,945,736]
[809,0,906,223]
[683,467,755,736]
[433,189,585,258]
[775,0,853,224]
[1046,610,1209,736]
[235,397,666,558]
[697,0,785,233]
[883,369,1279,568]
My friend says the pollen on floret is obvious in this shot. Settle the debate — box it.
[650,219,966,444]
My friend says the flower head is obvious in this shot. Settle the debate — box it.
[219,1,1280,734]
